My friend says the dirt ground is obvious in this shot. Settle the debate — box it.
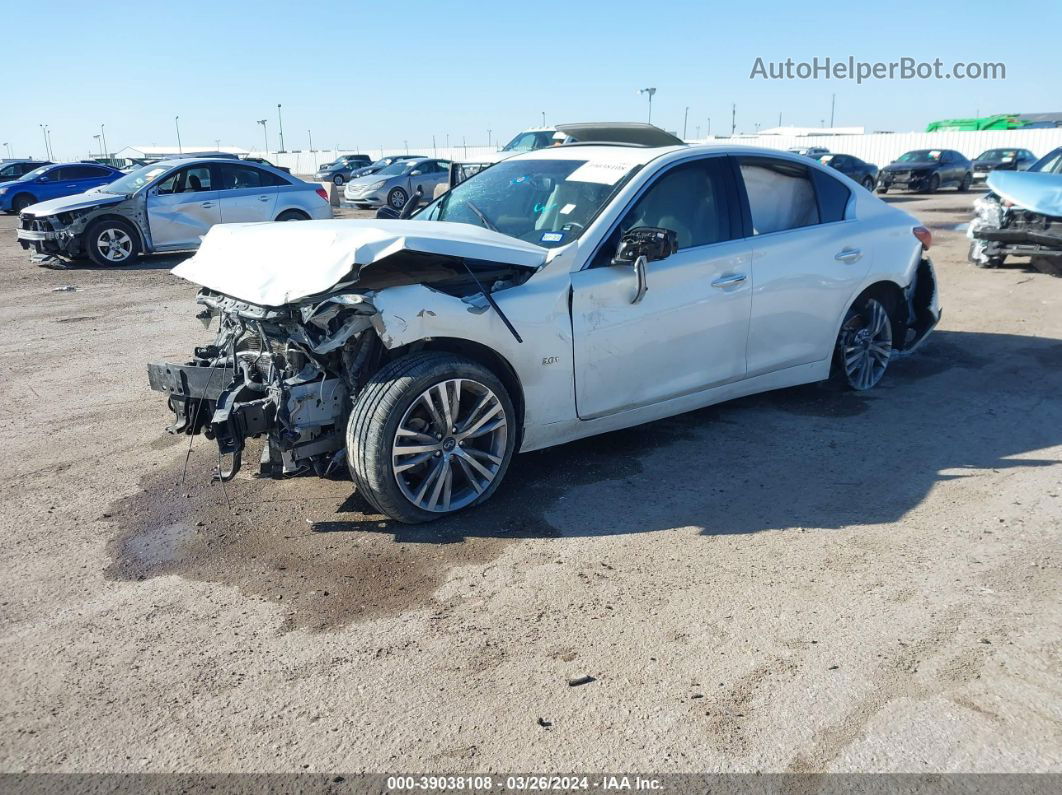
[0,191,1059,774]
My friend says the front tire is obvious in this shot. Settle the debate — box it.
[332,174,345,186]
[12,194,36,213]
[275,209,308,222]
[1030,257,1062,277]
[925,174,940,194]
[832,296,894,391]
[347,352,517,523]
[85,218,141,267]
[958,173,972,192]
[387,187,408,210]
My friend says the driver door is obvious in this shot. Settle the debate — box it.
[569,156,752,419]
[147,164,221,249]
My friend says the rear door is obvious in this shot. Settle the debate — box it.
[736,155,871,376]
[146,164,222,249]
[570,155,752,419]
[216,163,279,223]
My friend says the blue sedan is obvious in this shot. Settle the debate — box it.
[0,162,123,213]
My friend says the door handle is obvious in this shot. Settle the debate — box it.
[834,247,862,264]
[201,202,214,208]
[711,273,747,288]
[258,195,270,201]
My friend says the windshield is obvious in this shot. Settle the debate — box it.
[100,164,171,194]
[501,131,557,152]
[977,149,1018,161]
[417,158,639,248]
[895,150,940,163]
[376,160,416,177]
[21,165,54,181]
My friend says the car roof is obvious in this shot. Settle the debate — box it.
[503,143,834,171]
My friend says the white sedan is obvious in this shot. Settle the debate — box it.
[150,143,940,522]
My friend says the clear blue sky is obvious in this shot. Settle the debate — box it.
[4,0,1060,160]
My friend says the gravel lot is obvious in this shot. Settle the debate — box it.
[0,191,1059,774]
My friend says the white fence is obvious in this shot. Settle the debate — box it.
[253,129,1062,177]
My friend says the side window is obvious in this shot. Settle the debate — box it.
[155,171,180,195]
[810,168,851,223]
[591,159,733,266]
[738,157,819,234]
[0,164,17,177]
[219,165,266,190]
[171,166,213,193]
[62,165,106,180]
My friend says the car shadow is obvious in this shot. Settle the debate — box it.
[52,253,191,271]
[311,330,1062,543]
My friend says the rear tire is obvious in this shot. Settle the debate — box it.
[275,209,308,222]
[831,296,894,391]
[85,218,141,267]
[346,352,517,523]
[332,174,345,186]
[958,173,972,192]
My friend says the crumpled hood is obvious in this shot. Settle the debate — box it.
[987,170,1062,217]
[171,219,549,306]
[24,192,125,216]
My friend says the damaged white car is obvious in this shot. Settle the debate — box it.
[149,144,940,523]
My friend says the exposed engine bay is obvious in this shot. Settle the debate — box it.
[147,249,534,480]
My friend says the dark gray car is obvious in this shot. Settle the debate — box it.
[313,154,372,185]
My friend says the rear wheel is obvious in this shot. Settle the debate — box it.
[347,352,517,523]
[332,174,345,186]
[958,173,972,192]
[275,209,308,222]
[832,296,894,391]
[12,194,36,213]
[85,218,141,266]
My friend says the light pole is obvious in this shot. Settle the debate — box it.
[404,139,408,155]
[100,123,108,160]
[308,129,316,168]
[638,88,656,123]
[2,142,10,159]
[829,93,836,128]
[175,116,182,154]
[40,124,51,159]
[93,134,103,158]
[256,119,268,154]
[541,111,546,126]
[707,117,711,136]
[46,127,54,159]
[276,104,285,152]
[487,129,492,148]
[683,106,689,139]
[215,138,220,149]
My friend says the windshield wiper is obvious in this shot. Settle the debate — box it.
[465,200,498,232]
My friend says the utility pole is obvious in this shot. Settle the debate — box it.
[487,129,492,148]
[100,124,108,160]
[778,112,782,127]
[308,130,316,168]
[2,143,11,159]
[277,104,285,152]
[256,119,268,154]
[683,106,689,139]
[829,93,835,128]
[175,116,182,154]
[707,117,711,136]
[541,111,546,126]
[40,124,51,159]
[93,134,103,157]
[404,139,408,155]
[463,136,467,158]
[639,88,656,123]
[215,138,220,149]
[731,104,736,135]
[46,127,54,159]
[432,135,437,157]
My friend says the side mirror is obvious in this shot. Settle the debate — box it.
[612,227,677,305]
[410,170,422,176]
[37,175,50,183]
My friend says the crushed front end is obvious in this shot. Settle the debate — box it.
[147,289,380,480]
[968,193,1062,271]
[16,208,93,260]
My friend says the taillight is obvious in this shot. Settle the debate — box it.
[913,225,932,250]
[315,186,328,202]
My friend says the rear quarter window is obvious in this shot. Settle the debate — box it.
[738,157,820,234]
[810,168,851,223]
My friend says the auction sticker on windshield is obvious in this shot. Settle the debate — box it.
[566,160,640,184]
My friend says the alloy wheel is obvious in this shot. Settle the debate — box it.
[840,299,893,390]
[391,378,508,513]
[96,227,133,262]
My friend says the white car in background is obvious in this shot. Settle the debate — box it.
[150,143,940,523]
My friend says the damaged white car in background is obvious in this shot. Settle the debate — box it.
[149,144,940,523]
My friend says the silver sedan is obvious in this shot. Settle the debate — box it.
[16,157,332,267]
[343,157,451,210]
